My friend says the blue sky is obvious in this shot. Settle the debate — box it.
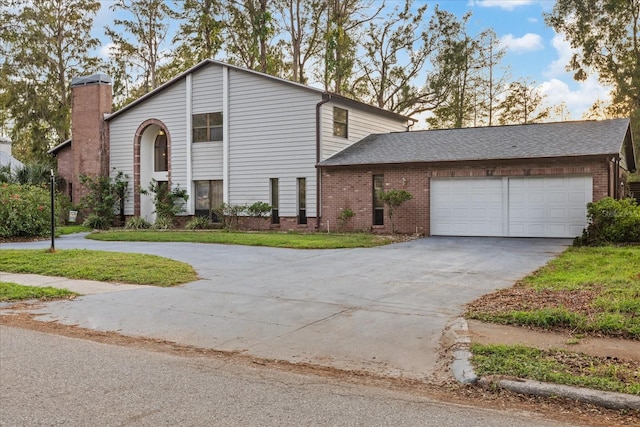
[93,0,609,123]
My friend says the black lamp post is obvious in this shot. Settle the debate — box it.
[50,169,55,252]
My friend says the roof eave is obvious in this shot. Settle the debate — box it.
[317,153,617,169]
[48,138,72,155]
[106,59,413,124]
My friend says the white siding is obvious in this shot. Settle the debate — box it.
[190,66,225,181]
[109,80,187,215]
[227,68,319,217]
[192,66,223,113]
[107,61,409,219]
[192,142,223,179]
[321,100,407,160]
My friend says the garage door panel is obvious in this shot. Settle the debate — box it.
[430,178,504,236]
[431,176,592,238]
[508,176,592,238]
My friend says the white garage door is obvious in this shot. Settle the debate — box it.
[431,176,592,238]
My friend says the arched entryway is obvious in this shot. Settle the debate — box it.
[134,119,171,222]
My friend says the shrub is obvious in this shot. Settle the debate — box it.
[82,213,110,230]
[125,216,151,230]
[79,170,129,229]
[186,216,211,230]
[213,202,246,230]
[575,197,640,246]
[0,183,63,238]
[151,215,174,230]
[377,189,413,233]
[337,208,355,229]
[246,201,271,218]
[141,179,188,221]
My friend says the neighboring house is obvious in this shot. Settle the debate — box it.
[318,119,637,238]
[0,136,24,174]
[50,61,411,226]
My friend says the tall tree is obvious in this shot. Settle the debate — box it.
[224,0,283,75]
[322,0,384,95]
[476,29,509,126]
[276,0,325,84]
[354,1,431,112]
[105,0,175,104]
[498,79,549,125]
[545,0,640,156]
[172,0,224,69]
[0,0,101,162]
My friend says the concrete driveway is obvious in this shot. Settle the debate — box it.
[0,235,569,380]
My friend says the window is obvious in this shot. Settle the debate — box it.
[270,178,279,224]
[154,131,168,172]
[193,112,223,142]
[297,177,307,225]
[333,107,348,137]
[195,180,223,221]
[373,174,384,226]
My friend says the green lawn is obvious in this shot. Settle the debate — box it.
[57,225,92,235]
[0,281,77,301]
[0,249,198,286]
[467,246,640,339]
[86,230,395,249]
[471,344,640,395]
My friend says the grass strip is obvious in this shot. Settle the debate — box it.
[0,282,77,301]
[471,343,640,395]
[57,225,92,235]
[467,246,640,338]
[86,230,394,249]
[0,249,198,286]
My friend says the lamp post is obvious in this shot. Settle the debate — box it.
[50,169,55,252]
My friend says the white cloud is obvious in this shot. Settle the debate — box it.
[500,33,544,53]
[527,17,538,23]
[538,76,611,119]
[99,42,118,60]
[468,0,536,11]
[544,33,574,78]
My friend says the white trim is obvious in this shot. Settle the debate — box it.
[185,73,193,214]
[223,65,230,203]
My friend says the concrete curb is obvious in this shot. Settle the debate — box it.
[449,317,640,412]
[478,377,640,411]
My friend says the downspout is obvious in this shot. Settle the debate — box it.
[607,157,612,197]
[614,157,620,199]
[315,93,332,229]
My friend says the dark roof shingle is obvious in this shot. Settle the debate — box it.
[318,119,635,170]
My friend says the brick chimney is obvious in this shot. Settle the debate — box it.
[68,73,113,203]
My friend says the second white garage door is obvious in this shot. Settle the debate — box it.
[430,176,592,238]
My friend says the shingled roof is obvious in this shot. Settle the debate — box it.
[318,118,636,172]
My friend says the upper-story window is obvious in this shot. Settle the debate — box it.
[193,112,223,142]
[154,130,168,172]
[333,107,348,138]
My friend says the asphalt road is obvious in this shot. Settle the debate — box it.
[0,326,575,427]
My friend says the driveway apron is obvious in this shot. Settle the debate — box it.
[0,235,569,380]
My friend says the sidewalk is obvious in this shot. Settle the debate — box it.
[1,272,147,295]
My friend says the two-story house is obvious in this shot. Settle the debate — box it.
[50,60,411,228]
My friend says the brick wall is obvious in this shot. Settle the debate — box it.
[319,157,612,235]
[70,82,112,203]
[55,145,74,201]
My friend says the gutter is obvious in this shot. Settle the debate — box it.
[315,93,332,229]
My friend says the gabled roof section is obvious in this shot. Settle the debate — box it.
[318,118,636,172]
[105,60,412,123]
[48,138,72,155]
